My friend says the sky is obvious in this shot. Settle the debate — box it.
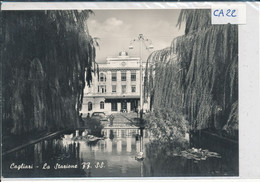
[87,10,185,63]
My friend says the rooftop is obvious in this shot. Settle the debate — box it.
[106,51,140,62]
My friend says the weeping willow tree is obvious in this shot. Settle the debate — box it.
[1,10,96,136]
[145,9,238,138]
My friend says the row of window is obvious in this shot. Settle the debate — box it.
[99,72,136,82]
[98,85,136,93]
[87,101,130,112]
[88,101,104,111]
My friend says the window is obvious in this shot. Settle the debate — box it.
[88,102,92,111]
[98,85,106,93]
[99,73,106,82]
[111,102,117,111]
[131,71,136,81]
[121,72,126,81]
[101,85,106,93]
[122,85,126,94]
[112,85,117,93]
[112,72,117,81]
[131,85,136,93]
[100,101,104,109]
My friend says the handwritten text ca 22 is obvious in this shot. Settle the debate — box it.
[213,9,237,17]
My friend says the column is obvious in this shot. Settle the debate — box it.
[126,136,132,152]
[107,71,112,93]
[117,70,121,94]
[118,129,122,138]
[127,102,131,113]
[117,102,121,112]
[126,70,131,93]
[105,103,111,113]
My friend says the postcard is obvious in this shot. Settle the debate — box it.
[1,2,260,181]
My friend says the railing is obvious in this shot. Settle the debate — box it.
[85,92,140,97]
[104,125,140,129]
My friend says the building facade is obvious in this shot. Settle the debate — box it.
[81,51,143,115]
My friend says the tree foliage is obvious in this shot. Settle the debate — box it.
[1,10,96,135]
[144,10,238,138]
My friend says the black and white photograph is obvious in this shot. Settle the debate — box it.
[1,8,239,178]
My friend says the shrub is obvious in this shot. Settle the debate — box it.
[147,108,189,144]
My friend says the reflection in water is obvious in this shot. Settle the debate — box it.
[136,140,140,153]
[2,128,238,177]
[126,137,131,152]
[117,140,122,153]
[109,130,114,140]
[106,139,112,153]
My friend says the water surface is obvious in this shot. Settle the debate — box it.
[2,128,238,177]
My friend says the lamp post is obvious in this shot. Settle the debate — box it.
[129,34,153,120]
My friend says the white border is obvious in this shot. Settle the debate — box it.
[239,2,260,178]
[1,1,260,181]
[0,2,244,10]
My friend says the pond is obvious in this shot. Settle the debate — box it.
[2,128,238,178]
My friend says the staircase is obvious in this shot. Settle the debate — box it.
[111,113,132,126]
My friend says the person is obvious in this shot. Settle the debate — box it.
[79,113,83,127]
[84,113,91,127]
[109,114,114,126]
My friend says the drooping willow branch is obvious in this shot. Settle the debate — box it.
[144,10,238,136]
[1,10,97,135]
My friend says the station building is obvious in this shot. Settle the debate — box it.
[81,51,144,115]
